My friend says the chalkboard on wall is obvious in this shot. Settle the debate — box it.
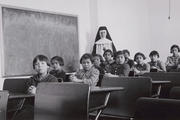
[2,7,79,76]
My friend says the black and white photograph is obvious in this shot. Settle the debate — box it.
[0,0,180,120]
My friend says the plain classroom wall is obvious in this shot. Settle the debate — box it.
[148,0,180,61]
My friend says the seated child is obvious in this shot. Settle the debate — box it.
[14,55,58,120]
[69,53,99,86]
[50,56,66,82]
[148,50,166,72]
[105,50,130,77]
[165,44,180,72]
[93,54,105,86]
[102,49,115,73]
[122,49,134,68]
[133,52,150,75]
[27,54,58,94]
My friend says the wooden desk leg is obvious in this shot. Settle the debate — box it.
[157,85,162,98]
[95,109,102,120]
[95,92,110,120]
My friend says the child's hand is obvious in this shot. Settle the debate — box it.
[167,58,175,66]
[69,75,83,82]
[28,85,36,94]
[104,73,118,77]
[151,66,157,69]
[133,68,140,74]
[69,74,76,81]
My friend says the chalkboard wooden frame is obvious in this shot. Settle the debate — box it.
[0,5,79,77]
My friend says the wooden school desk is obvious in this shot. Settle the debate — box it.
[7,85,124,120]
[8,92,35,99]
[90,86,124,120]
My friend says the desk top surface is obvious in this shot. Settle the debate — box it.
[8,92,34,99]
[8,86,124,99]
[151,80,171,84]
[90,86,124,93]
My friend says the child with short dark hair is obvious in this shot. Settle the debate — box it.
[122,49,134,68]
[93,54,105,86]
[27,55,58,94]
[105,50,130,77]
[69,53,99,86]
[102,49,115,73]
[14,55,58,120]
[148,50,166,72]
[166,44,180,72]
[133,52,150,75]
[50,56,66,82]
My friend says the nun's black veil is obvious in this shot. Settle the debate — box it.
[92,26,116,55]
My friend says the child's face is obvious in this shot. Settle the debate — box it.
[135,55,144,64]
[93,56,101,67]
[171,47,179,56]
[99,30,107,38]
[150,55,158,62]
[51,60,62,71]
[104,52,113,61]
[81,58,93,71]
[124,52,129,59]
[34,60,49,75]
[116,54,125,64]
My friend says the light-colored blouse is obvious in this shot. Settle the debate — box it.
[166,55,180,72]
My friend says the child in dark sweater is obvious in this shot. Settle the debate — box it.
[15,55,58,120]
[93,54,105,86]
[105,50,130,77]
[50,56,66,82]
[27,55,58,94]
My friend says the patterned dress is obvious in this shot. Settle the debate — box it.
[166,55,180,72]
[75,66,99,86]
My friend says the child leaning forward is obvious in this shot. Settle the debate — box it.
[69,53,99,86]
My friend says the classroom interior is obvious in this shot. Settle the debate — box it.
[0,0,180,120]
[0,0,180,87]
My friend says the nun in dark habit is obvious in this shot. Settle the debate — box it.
[92,26,116,56]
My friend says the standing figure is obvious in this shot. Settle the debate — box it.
[92,26,116,57]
